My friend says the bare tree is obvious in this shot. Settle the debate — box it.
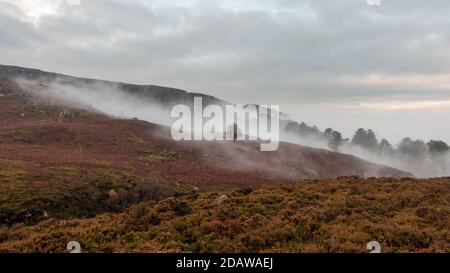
[328,131,343,152]
[227,123,242,141]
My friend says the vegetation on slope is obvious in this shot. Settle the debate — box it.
[0,158,174,225]
[1,177,448,253]
[1,77,443,254]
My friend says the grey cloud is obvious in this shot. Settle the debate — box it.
[0,5,44,48]
[1,0,450,142]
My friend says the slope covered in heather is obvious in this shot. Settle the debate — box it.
[0,74,410,226]
[1,177,448,253]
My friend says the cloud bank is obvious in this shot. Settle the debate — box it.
[1,0,450,143]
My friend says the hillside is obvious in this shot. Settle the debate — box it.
[0,65,309,140]
[0,64,227,110]
[1,177,449,253]
[0,73,411,226]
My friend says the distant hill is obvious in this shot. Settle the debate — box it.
[0,64,227,109]
[0,64,294,130]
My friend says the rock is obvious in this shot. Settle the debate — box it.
[192,187,200,194]
[212,195,228,205]
[43,210,48,218]
[239,185,253,195]
[59,110,75,118]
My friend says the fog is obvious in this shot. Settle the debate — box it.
[15,77,173,125]
[281,128,450,178]
[14,77,450,178]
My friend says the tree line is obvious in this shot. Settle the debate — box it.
[285,121,450,175]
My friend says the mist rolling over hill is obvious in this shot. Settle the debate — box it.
[0,66,448,254]
[2,64,448,178]
[0,72,448,252]
[1,0,450,256]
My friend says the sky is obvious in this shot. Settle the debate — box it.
[1,0,450,144]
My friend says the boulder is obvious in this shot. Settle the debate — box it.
[212,195,228,205]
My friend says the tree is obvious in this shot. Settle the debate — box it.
[398,138,429,167]
[351,128,379,151]
[328,131,343,152]
[351,128,367,147]
[427,140,450,175]
[285,121,322,139]
[324,128,333,140]
[398,137,414,154]
[427,140,449,158]
[379,138,394,157]
[285,121,301,135]
[299,122,321,138]
[366,129,379,151]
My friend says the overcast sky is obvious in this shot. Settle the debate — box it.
[1,0,450,144]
